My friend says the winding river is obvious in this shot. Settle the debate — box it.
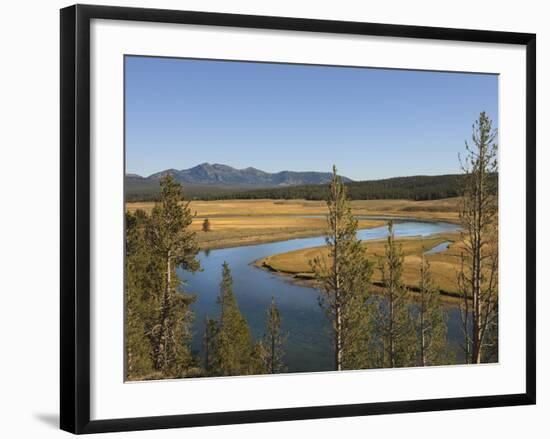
[179,218,462,372]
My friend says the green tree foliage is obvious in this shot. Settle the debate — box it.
[204,262,267,376]
[262,297,287,374]
[212,174,466,201]
[203,315,218,372]
[202,218,211,232]
[457,111,499,364]
[416,253,448,366]
[215,262,252,375]
[125,209,160,379]
[372,221,416,368]
[145,174,201,375]
[125,176,202,379]
[310,166,373,371]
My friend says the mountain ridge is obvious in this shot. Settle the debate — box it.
[129,163,353,187]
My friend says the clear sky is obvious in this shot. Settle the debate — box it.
[125,56,498,181]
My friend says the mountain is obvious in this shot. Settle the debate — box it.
[140,163,353,187]
[125,166,490,203]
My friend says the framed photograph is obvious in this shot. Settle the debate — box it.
[60,4,536,434]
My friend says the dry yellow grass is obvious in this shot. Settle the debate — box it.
[191,216,384,249]
[256,233,464,295]
[127,199,330,216]
[125,198,461,250]
[127,198,460,222]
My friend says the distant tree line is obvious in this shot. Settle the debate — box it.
[124,181,251,202]
[212,174,469,201]
[126,173,497,203]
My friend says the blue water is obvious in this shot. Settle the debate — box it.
[179,220,462,372]
[425,241,452,255]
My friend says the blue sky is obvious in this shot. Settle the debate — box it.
[125,56,498,181]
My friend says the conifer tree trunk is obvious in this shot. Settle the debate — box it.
[419,256,426,367]
[388,284,395,367]
[155,252,171,370]
[332,178,343,371]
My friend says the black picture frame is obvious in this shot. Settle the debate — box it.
[60,4,536,434]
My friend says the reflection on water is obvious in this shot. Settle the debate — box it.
[179,220,463,372]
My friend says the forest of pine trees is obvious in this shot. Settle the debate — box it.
[125,112,498,379]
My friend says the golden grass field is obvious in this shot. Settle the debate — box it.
[127,198,460,220]
[255,232,465,298]
[126,198,460,249]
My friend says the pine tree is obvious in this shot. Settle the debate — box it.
[203,315,218,373]
[125,210,158,379]
[457,111,499,364]
[249,341,270,375]
[310,166,373,371]
[146,174,201,375]
[416,253,448,366]
[262,297,287,374]
[202,218,211,232]
[373,221,416,368]
[211,262,253,376]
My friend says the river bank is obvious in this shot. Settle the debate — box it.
[254,232,465,300]
[194,216,386,250]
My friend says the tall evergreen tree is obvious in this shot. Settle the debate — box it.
[416,253,448,366]
[373,221,416,368]
[262,297,287,374]
[211,262,254,376]
[203,315,218,373]
[457,111,499,364]
[125,209,159,379]
[146,174,201,375]
[310,166,373,371]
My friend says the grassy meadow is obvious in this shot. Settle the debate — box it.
[255,232,465,300]
[126,198,460,250]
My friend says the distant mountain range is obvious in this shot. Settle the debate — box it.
[128,163,353,187]
[125,163,490,203]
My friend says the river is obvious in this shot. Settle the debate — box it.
[179,218,463,372]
